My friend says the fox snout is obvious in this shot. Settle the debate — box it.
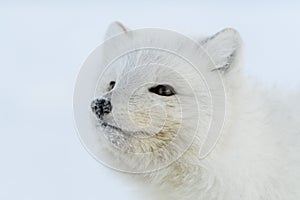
[91,98,112,118]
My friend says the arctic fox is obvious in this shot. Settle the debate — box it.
[86,22,300,200]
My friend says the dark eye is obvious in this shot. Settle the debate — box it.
[148,84,176,96]
[108,81,115,91]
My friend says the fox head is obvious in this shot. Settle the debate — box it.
[86,22,242,172]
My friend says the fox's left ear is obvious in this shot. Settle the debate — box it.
[105,21,129,40]
[201,28,242,73]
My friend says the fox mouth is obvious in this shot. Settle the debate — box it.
[98,120,155,138]
[100,121,125,134]
[98,120,157,149]
[99,120,140,135]
[96,120,131,148]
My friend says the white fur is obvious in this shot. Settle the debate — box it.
[93,22,300,200]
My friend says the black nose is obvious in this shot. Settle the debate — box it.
[91,98,112,118]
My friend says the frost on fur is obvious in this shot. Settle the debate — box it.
[80,21,300,200]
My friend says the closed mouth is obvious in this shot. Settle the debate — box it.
[98,120,154,137]
[100,121,124,132]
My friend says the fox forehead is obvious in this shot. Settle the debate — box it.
[104,50,202,89]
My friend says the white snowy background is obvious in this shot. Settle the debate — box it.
[0,1,299,200]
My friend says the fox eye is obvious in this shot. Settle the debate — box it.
[108,81,115,91]
[148,84,176,96]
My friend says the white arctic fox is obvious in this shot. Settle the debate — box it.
[84,22,300,200]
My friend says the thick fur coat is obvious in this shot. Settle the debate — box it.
[87,22,300,200]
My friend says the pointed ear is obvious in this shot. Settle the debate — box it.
[105,21,129,40]
[201,28,242,72]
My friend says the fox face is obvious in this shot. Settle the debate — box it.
[85,22,242,172]
[91,51,201,154]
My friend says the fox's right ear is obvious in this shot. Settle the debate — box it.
[105,21,129,40]
[201,28,242,73]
